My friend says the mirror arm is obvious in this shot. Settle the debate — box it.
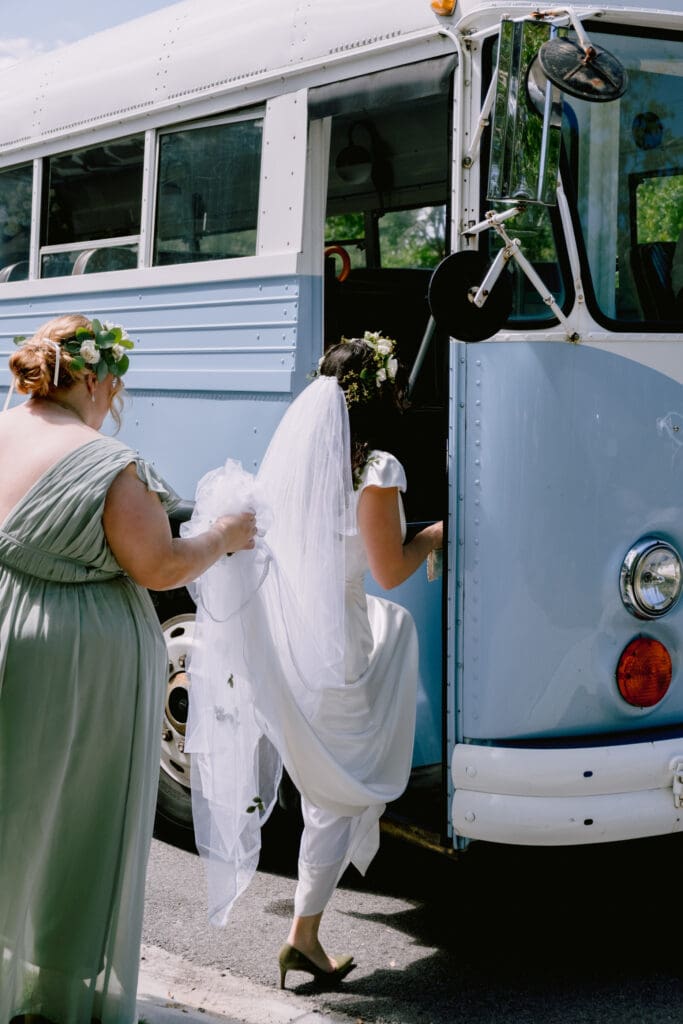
[465,206,524,236]
[470,247,511,308]
[463,207,579,340]
[531,7,601,54]
[463,75,498,169]
[501,236,573,331]
[536,55,557,198]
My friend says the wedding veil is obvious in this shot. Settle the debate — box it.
[183,376,360,924]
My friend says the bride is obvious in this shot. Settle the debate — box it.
[184,332,443,989]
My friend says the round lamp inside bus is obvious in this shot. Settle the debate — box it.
[620,538,683,619]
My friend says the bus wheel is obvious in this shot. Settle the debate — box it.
[157,612,195,841]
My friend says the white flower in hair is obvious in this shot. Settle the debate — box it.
[80,340,100,364]
[111,343,125,362]
[102,320,130,342]
[361,330,398,389]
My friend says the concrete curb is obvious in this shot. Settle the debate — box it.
[137,944,352,1024]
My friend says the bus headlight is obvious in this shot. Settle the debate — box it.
[620,538,683,619]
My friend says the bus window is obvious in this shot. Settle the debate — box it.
[626,169,683,319]
[153,116,262,266]
[325,205,446,274]
[41,135,144,277]
[325,213,367,271]
[324,92,449,346]
[378,206,446,269]
[566,28,683,325]
[0,164,31,282]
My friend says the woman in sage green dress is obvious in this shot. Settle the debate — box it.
[0,314,257,1024]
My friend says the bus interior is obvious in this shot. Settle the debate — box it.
[318,61,452,530]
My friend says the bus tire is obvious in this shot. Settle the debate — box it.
[152,588,303,848]
[152,590,196,845]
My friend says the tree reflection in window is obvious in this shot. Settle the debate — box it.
[154,118,262,265]
[45,136,144,246]
[0,164,32,281]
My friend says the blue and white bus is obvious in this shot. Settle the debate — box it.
[1,0,682,852]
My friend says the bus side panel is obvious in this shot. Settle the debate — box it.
[461,341,683,741]
[0,272,320,492]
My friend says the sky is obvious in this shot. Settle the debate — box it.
[0,0,178,69]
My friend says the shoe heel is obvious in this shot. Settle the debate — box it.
[278,944,291,989]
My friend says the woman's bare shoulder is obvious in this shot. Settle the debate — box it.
[0,405,98,522]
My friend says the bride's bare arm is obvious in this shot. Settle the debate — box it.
[103,464,256,591]
[357,485,442,590]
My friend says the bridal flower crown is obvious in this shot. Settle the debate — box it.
[360,330,398,385]
[315,330,398,407]
[14,319,134,381]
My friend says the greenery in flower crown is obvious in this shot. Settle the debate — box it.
[341,331,398,407]
[14,319,134,379]
[314,330,399,408]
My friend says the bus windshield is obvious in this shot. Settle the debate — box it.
[563,27,683,327]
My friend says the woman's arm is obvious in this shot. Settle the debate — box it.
[357,484,442,590]
[103,464,256,591]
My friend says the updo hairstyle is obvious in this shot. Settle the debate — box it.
[9,314,95,397]
[8,313,124,427]
[319,338,407,483]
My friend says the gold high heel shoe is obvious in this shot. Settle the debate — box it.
[278,943,355,989]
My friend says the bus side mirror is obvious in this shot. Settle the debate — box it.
[487,15,629,208]
[487,18,562,207]
[429,12,629,344]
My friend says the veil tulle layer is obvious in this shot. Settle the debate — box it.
[183,378,353,922]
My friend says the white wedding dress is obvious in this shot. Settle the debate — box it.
[294,450,419,915]
[184,378,419,925]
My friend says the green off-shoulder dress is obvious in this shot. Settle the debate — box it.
[0,435,178,1024]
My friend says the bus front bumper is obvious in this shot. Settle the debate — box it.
[452,737,683,845]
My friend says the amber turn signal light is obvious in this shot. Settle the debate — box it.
[616,636,672,708]
[431,0,456,14]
